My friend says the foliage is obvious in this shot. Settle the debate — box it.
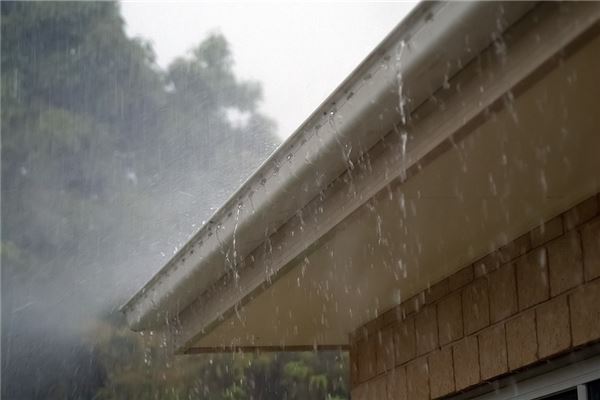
[1,1,347,399]
[88,316,348,400]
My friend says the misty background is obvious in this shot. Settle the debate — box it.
[120,1,415,139]
[1,2,412,398]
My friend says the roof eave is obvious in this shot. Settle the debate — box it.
[122,1,536,332]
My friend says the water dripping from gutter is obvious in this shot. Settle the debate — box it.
[396,40,408,125]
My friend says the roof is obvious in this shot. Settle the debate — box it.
[122,2,600,354]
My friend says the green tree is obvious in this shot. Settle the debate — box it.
[1,2,346,399]
[87,315,348,400]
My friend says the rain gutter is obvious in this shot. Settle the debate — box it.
[122,1,535,331]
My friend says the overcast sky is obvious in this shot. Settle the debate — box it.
[121,1,416,139]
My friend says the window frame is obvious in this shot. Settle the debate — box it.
[474,354,600,400]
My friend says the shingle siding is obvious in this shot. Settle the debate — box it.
[351,193,600,398]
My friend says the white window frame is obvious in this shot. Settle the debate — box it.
[475,354,600,400]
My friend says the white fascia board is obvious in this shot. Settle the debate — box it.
[121,1,535,331]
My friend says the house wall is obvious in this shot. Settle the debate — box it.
[350,193,600,399]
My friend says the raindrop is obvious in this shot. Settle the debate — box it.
[442,74,450,90]
[396,40,409,124]
[540,170,548,193]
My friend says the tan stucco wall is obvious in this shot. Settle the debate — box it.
[350,193,600,399]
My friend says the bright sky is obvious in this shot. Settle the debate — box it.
[120,1,417,139]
